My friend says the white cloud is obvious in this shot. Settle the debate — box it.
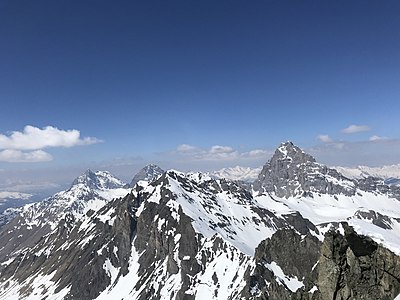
[173,144,271,163]
[175,144,237,160]
[0,149,53,163]
[317,134,333,143]
[210,145,234,154]
[245,149,271,157]
[177,144,202,153]
[369,135,388,142]
[0,125,101,150]
[308,138,400,166]
[341,124,370,134]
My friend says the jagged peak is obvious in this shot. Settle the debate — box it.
[254,141,355,198]
[273,141,316,164]
[129,164,165,187]
[277,141,296,153]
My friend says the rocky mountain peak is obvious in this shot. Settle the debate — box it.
[254,142,355,198]
[71,169,125,190]
[274,141,316,164]
[130,164,164,187]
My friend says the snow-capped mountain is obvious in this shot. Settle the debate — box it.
[0,192,34,225]
[1,144,400,299]
[72,169,126,190]
[0,191,32,201]
[0,169,130,265]
[0,168,318,299]
[211,166,262,182]
[17,169,129,225]
[334,164,400,180]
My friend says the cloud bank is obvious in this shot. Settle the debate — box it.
[0,125,101,163]
[309,138,400,167]
[341,124,371,134]
[174,144,271,161]
[317,134,333,143]
[369,135,388,142]
[0,150,53,163]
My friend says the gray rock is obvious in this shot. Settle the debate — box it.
[241,226,321,299]
[254,141,356,198]
[357,176,400,200]
[130,164,165,187]
[241,222,400,300]
[351,210,393,230]
[317,223,400,300]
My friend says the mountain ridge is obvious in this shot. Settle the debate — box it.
[1,142,400,299]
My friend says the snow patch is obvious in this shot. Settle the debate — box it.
[265,261,304,292]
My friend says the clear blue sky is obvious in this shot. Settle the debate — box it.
[0,1,399,190]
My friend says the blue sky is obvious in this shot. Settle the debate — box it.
[0,1,400,191]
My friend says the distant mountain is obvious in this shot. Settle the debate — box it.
[0,191,32,201]
[254,141,356,197]
[0,192,36,224]
[72,169,126,190]
[0,169,130,264]
[129,164,164,187]
[1,144,400,299]
[211,165,262,182]
[334,164,400,180]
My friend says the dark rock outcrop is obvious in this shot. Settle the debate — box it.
[351,210,394,230]
[241,222,400,300]
[241,227,321,299]
[317,223,400,300]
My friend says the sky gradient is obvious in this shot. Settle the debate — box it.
[0,1,399,192]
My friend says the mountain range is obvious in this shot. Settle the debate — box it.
[210,166,262,182]
[0,142,400,299]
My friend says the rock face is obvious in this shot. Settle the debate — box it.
[317,223,400,300]
[241,228,321,300]
[129,164,164,187]
[253,141,356,198]
[351,210,394,230]
[241,223,400,300]
[358,176,400,200]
